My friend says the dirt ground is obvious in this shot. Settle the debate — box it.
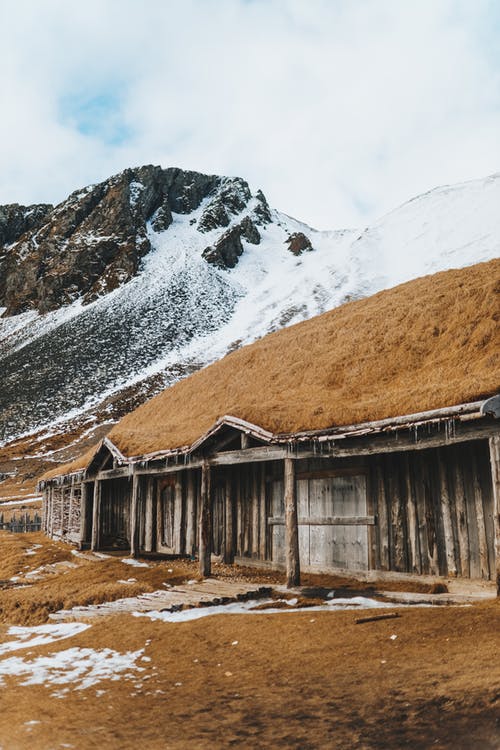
[0,533,498,749]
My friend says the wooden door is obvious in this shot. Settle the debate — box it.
[306,474,369,570]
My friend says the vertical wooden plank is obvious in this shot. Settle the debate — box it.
[243,468,251,556]
[144,478,154,552]
[224,473,234,563]
[489,436,500,594]
[251,468,259,557]
[129,473,140,557]
[48,487,54,538]
[68,484,74,536]
[404,454,420,573]
[388,456,406,572]
[297,477,310,568]
[284,457,300,588]
[452,455,470,578]
[80,482,89,547]
[174,474,183,554]
[259,466,267,560]
[91,480,101,551]
[199,462,212,577]
[438,449,457,576]
[376,461,390,570]
[185,471,196,557]
[471,449,490,580]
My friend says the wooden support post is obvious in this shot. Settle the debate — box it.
[91,480,101,551]
[223,474,234,564]
[130,473,140,558]
[174,475,183,554]
[284,457,300,588]
[199,462,212,577]
[144,478,154,552]
[489,436,500,595]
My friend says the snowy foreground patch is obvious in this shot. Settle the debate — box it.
[0,646,145,696]
[0,623,146,697]
[134,595,401,623]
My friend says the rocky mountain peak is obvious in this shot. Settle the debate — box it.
[0,166,270,316]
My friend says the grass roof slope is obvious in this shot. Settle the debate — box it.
[105,258,499,457]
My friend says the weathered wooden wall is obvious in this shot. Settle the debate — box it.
[42,438,496,584]
[369,440,495,579]
[42,482,81,542]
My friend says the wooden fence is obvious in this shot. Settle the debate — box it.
[0,512,42,533]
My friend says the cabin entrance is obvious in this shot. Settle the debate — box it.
[271,471,369,572]
[100,477,131,549]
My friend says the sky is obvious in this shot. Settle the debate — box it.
[1,0,500,229]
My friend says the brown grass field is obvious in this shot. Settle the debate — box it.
[46,258,500,479]
[0,532,498,749]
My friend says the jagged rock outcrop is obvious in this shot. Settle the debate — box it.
[202,216,261,269]
[286,232,313,255]
[0,203,52,246]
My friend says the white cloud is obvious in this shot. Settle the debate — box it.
[0,0,500,228]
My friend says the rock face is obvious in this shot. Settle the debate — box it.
[0,166,266,315]
[286,232,313,255]
[0,203,52,246]
[202,216,261,269]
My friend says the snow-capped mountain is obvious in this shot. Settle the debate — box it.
[0,166,499,445]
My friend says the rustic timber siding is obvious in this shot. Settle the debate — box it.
[368,441,495,579]
[40,414,499,589]
[43,483,81,542]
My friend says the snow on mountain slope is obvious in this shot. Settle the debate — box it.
[0,167,499,446]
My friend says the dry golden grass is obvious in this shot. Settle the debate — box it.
[0,599,498,749]
[45,259,500,475]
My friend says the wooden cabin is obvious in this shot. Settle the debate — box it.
[38,260,500,593]
[39,399,500,592]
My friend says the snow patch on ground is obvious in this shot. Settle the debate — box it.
[0,646,145,694]
[134,595,402,623]
[121,558,149,568]
[0,623,89,656]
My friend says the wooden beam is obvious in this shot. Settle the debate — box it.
[329,425,497,457]
[284,457,300,588]
[210,446,289,465]
[489,436,500,595]
[90,480,101,551]
[130,473,140,558]
[268,515,376,526]
[198,462,212,577]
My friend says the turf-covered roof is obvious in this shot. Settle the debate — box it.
[44,258,500,478]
